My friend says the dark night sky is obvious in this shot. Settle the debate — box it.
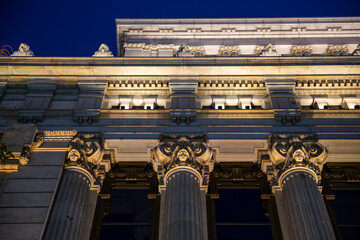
[1,0,360,57]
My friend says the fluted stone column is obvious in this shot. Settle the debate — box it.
[43,135,105,240]
[278,171,335,240]
[266,135,336,240]
[152,136,215,240]
[43,170,91,239]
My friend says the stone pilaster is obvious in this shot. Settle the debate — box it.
[151,135,215,240]
[43,134,106,240]
[264,135,336,240]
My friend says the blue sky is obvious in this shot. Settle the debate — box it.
[1,0,360,57]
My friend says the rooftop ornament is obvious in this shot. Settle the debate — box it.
[11,43,34,57]
[92,44,114,57]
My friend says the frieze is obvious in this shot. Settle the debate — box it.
[197,109,274,119]
[301,110,360,118]
[106,89,170,96]
[99,110,170,119]
[196,89,268,96]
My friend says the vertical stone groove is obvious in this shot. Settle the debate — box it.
[160,170,206,240]
[43,170,90,240]
[282,172,336,240]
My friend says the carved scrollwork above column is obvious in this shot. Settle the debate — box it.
[19,131,44,165]
[65,134,106,191]
[151,135,216,191]
[267,134,328,189]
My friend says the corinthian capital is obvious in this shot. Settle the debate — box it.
[66,134,105,191]
[268,134,328,185]
[151,135,216,191]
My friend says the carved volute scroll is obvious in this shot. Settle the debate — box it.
[65,134,105,190]
[268,134,328,187]
[151,135,216,191]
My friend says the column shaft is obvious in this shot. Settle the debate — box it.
[43,170,90,240]
[279,172,336,240]
[160,170,207,240]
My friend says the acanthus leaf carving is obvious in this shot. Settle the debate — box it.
[268,134,328,186]
[151,135,216,191]
[66,134,105,188]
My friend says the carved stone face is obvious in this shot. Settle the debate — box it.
[177,149,189,162]
[68,149,81,162]
[293,150,305,163]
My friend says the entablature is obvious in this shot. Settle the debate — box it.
[1,72,360,123]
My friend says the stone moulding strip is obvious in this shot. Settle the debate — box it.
[106,89,170,95]
[43,130,78,141]
[197,89,268,95]
[0,159,19,172]
[294,89,360,95]
[197,109,274,119]
[301,110,360,118]
[99,109,275,119]
[99,110,171,119]
[295,75,360,87]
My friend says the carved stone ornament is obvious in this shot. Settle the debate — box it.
[327,45,349,56]
[353,44,360,56]
[268,134,328,185]
[151,135,216,190]
[291,45,312,56]
[66,134,105,187]
[11,43,34,57]
[175,44,193,57]
[92,44,114,57]
[188,46,205,56]
[219,46,240,56]
[18,131,44,165]
[255,44,280,56]
[123,43,174,50]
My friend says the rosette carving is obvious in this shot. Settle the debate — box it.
[268,134,328,181]
[151,135,216,189]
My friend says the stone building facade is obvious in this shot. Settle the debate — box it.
[0,17,360,240]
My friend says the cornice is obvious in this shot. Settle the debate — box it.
[1,56,360,66]
[1,57,359,76]
[115,17,360,25]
